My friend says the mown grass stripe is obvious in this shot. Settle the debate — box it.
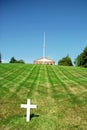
[59,66,87,86]
[0,64,87,129]
[0,64,35,102]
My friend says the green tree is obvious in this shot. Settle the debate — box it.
[9,57,17,63]
[58,55,73,66]
[9,57,25,64]
[75,47,87,67]
[0,52,1,63]
[17,59,25,64]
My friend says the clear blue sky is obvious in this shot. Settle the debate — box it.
[0,0,87,64]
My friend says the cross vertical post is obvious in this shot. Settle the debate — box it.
[27,99,30,122]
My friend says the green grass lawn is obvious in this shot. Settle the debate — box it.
[0,64,87,130]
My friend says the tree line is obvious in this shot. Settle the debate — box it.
[9,57,25,63]
[0,46,87,67]
[58,46,87,68]
[0,52,1,63]
[0,54,25,64]
[74,47,87,67]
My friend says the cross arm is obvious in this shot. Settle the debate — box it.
[21,104,27,108]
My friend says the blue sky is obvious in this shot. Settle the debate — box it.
[0,0,87,64]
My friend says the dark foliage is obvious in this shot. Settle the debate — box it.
[58,55,73,66]
[75,47,87,67]
[0,52,2,63]
[9,57,25,64]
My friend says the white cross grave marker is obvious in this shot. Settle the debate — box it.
[21,99,37,122]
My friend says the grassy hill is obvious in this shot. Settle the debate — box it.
[0,64,87,130]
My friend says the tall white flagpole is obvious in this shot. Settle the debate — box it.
[43,32,45,58]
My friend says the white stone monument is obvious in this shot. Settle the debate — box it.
[21,99,37,122]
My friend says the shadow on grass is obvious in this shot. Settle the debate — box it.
[24,114,39,120]
[30,114,39,120]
